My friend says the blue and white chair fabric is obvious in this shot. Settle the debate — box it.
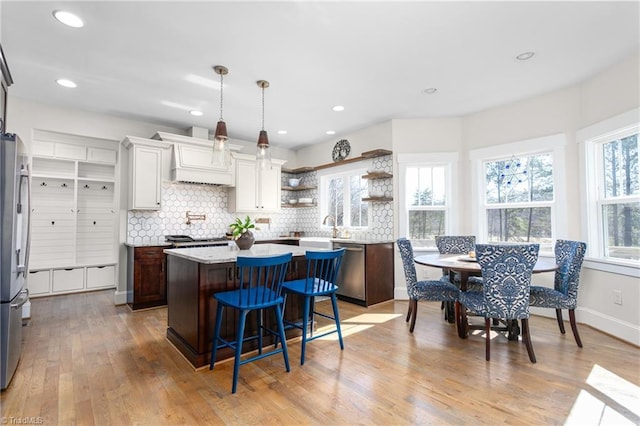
[457,244,539,362]
[209,253,292,394]
[529,239,587,347]
[435,235,483,292]
[397,238,460,333]
[279,248,346,365]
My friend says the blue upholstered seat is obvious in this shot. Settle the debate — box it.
[397,238,460,333]
[529,239,587,347]
[435,235,483,291]
[209,253,292,394]
[458,244,539,363]
[280,249,345,365]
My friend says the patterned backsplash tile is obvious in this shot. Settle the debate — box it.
[126,156,394,244]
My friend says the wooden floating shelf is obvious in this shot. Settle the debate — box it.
[281,185,317,191]
[282,149,392,174]
[362,172,392,179]
[362,197,393,202]
[281,203,317,208]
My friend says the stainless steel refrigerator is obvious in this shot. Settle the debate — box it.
[1,132,30,390]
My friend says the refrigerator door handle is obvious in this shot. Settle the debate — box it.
[10,289,29,309]
[16,164,31,278]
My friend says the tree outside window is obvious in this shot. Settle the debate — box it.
[323,170,368,228]
[406,166,447,248]
[484,153,554,250]
[599,133,639,260]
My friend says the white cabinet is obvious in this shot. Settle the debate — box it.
[122,137,169,210]
[29,132,119,297]
[228,154,285,212]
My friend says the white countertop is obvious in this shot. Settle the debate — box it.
[164,243,309,264]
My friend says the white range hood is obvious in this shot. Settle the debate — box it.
[152,131,242,186]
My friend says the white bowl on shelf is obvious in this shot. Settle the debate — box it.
[288,178,300,187]
[298,197,313,204]
[288,199,298,204]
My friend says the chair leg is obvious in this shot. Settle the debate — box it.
[406,299,413,322]
[231,311,249,394]
[300,296,311,365]
[485,318,491,361]
[274,303,290,372]
[257,309,263,355]
[330,293,344,350]
[568,309,583,348]
[555,309,566,334]
[521,319,537,363]
[409,299,418,333]
[457,302,468,339]
[210,303,224,370]
[274,294,288,349]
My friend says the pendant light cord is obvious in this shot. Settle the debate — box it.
[219,72,224,121]
[261,85,265,131]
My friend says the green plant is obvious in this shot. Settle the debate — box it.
[229,216,258,240]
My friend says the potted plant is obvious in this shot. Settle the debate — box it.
[229,216,258,250]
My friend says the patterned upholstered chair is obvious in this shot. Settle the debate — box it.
[529,240,587,347]
[457,244,539,362]
[397,238,460,333]
[435,235,481,322]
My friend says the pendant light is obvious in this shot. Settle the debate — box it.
[256,79,272,171]
[211,65,230,167]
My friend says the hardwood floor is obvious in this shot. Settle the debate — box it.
[1,290,638,425]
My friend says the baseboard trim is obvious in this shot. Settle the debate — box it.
[578,307,639,347]
[114,290,127,305]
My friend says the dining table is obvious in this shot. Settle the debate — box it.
[414,253,558,339]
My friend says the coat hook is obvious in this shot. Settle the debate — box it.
[61,183,67,188]
[93,221,97,225]
[41,182,47,186]
[51,221,55,225]
[102,185,107,190]
[84,184,90,189]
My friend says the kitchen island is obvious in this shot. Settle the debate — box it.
[164,243,309,368]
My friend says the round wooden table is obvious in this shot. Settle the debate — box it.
[414,253,558,338]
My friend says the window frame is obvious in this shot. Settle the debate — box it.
[470,134,567,256]
[317,162,370,230]
[579,108,639,272]
[397,152,458,250]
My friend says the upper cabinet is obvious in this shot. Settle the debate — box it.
[122,136,170,211]
[228,153,285,212]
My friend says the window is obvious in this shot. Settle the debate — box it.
[484,153,554,249]
[320,167,368,228]
[588,126,639,262]
[398,153,457,249]
[470,134,567,255]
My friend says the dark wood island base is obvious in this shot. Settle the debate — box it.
[165,245,308,368]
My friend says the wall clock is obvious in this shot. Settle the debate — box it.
[332,139,350,162]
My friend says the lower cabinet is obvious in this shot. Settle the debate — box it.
[28,264,116,296]
[127,246,167,310]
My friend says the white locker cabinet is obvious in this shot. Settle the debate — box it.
[52,268,84,292]
[54,143,86,161]
[86,265,115,289]
[28,270,51,295]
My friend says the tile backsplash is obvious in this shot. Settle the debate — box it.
[126,155,394,244]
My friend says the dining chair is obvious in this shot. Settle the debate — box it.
[457,244,539,362]
[435,235,481,322]
[209,253,292,394]
[397,238,460,332]
[278,248,346,365]
[529,239,587,347]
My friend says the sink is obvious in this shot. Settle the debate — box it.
[298,237,333,249]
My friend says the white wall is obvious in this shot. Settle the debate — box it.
[390,53,640,345]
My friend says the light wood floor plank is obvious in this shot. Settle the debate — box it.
[1,290,638,425]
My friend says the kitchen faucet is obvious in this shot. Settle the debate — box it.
[322,215,339,238]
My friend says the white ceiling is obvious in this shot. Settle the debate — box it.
[1,1,639,150]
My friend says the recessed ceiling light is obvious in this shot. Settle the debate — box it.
[56,79,77,88]
[332,105,345,112]
[53,10,84,28]
[189,110,203,116]
[516,51,535,61]
[326,130,336,135]
[423,88,437,94]
[277,130,288,135]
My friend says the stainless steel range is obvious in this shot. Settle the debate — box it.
[165,235,229,248]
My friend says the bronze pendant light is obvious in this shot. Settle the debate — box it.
[256,79,272,171]
[212,65,230,167]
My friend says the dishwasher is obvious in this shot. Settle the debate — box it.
[333,242,365,302]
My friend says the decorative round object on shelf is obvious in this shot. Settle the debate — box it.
[332,139,350,162]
